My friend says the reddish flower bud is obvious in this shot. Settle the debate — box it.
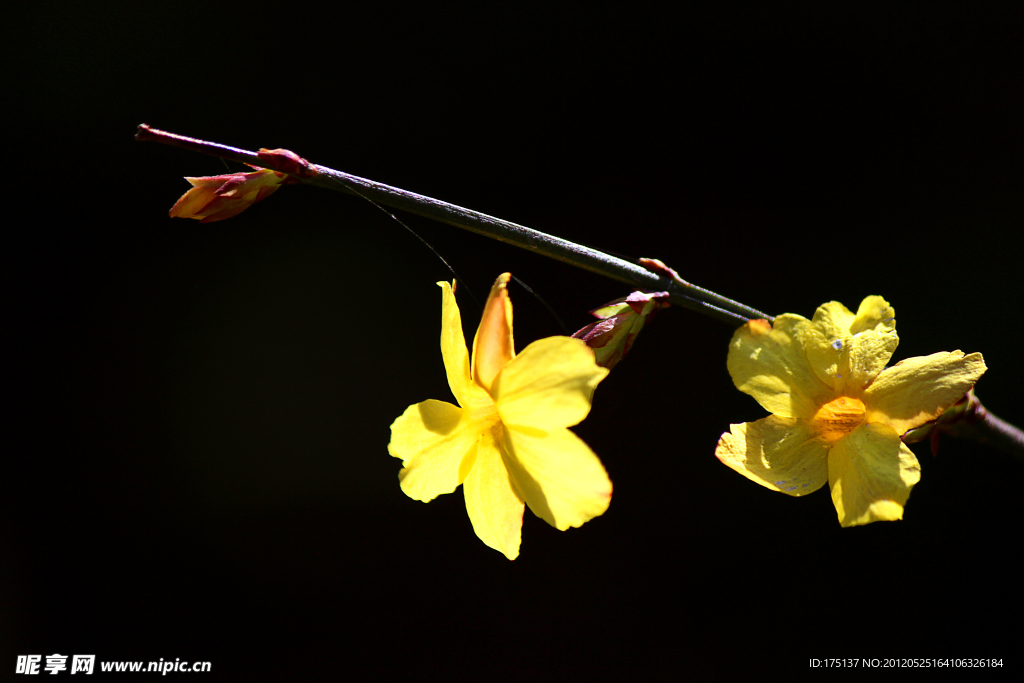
[168,149,315,223]
[572,291,669,369]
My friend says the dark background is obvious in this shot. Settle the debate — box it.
[7,2,1021,677]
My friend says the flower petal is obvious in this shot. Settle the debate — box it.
[809,300,857,340]
[463,427,524,560]
[850,296,897,334]
[715,415,829,496]
[842,327,899,395]
[863,351,987,435]
[804,298,898,395]
[438,281,491,410]
[389,399,483,502]
[501,426,612,531]
[828,422,920,527]
[472,273,516,393]
[727,315,832,419]
[493,336,608,432]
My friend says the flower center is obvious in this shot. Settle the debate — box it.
[468,403,501,430]
[811,396,866,445]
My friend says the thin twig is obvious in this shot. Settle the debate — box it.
[136,124,772,325]
[948,395,1024,462]
[905,390,1024,462]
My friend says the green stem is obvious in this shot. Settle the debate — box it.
[136,124,772,325]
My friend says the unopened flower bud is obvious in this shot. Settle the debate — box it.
[572,291,669,369]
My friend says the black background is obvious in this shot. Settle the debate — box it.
[7,2,1022,677]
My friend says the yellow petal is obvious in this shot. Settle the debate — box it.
[804,298,898,395]
[828,422,920,527]
[863,351,987,435]
[472,273,516,393]
[842,327,899,395]
[438,281,491,410]
[463,426,524,560]
[809,300,858,340]
[850,296,897,334]
[493,336,608,432]
[389,399,484,502]
[715,415,829,496]
[727,316,832,419]
[501,426,612,531]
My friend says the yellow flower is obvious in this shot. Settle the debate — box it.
[389,274,612,559]
[715,296,986,527]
